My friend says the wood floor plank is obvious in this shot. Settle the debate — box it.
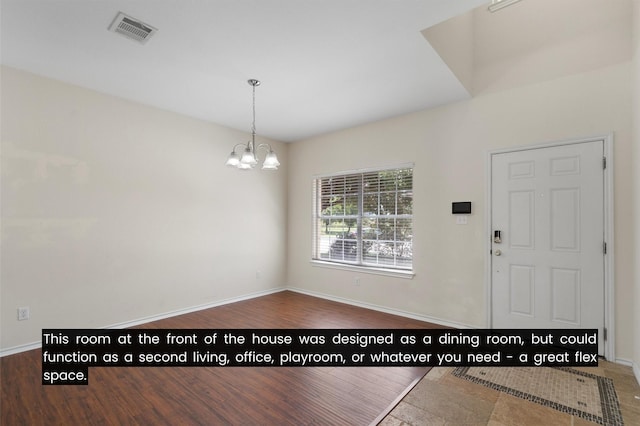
[2,291,443,425]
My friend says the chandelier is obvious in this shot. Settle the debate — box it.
[225,79,280,170]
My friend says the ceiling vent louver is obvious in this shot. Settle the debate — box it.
[108,12,157,44]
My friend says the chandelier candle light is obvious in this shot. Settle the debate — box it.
[225,79,280,170]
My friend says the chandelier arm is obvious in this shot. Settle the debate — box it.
[231,143,249,153]
[242,144,271,162]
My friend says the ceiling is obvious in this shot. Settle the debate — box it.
[1,0,489,142]
[423,0,632,96]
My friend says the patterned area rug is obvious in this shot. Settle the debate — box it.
[452,366,623,426]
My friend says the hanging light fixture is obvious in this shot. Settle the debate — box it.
[225,79,280,170]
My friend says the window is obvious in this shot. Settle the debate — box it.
[312,166,413,271]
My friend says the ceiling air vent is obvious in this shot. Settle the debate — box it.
[108,12,157,44]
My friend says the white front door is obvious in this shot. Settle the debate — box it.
[491,140,605,355]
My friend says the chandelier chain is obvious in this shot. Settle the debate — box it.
[251,83,257,137]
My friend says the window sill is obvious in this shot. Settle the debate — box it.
[310,260,415,279]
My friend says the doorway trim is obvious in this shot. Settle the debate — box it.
[485,134,615,360]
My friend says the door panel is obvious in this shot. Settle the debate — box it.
[550,188,580,251]
[550,267,580,324]
[491,141,604,355]
[509,191,535,249]
[509,265,534,316]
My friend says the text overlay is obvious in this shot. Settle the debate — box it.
[42,328,598,385]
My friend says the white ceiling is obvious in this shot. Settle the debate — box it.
[1,0,488,142]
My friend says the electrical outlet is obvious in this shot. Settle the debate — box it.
[17,307,30,321]
[353,276,361,286]
[256,270,261,280]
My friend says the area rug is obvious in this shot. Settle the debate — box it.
[452,366,623,426]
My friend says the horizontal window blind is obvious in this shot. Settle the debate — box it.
[313,167,413,270]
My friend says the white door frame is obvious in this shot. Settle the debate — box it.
[485,134,615,360]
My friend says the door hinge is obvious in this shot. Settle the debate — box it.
[603,242,607,254]
[603,328,607,341]
[603,156,607,169]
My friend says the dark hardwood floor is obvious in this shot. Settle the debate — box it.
[1,291,443,425]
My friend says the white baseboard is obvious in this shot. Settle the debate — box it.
[105,287,286,329]
[0,287,286,358]
[289,288,640,371]
[0,341,43,357]
[287,286,478,330]
[614,358,633,367]
[5,285,637,377]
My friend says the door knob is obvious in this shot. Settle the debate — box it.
[494,249,502,256]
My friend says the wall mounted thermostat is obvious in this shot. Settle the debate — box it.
[452,201,471,215]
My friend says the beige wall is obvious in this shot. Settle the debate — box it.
[0,66,288,351]
[287,62,634,361]
[423,0,632,97]
[471,0,632,96]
